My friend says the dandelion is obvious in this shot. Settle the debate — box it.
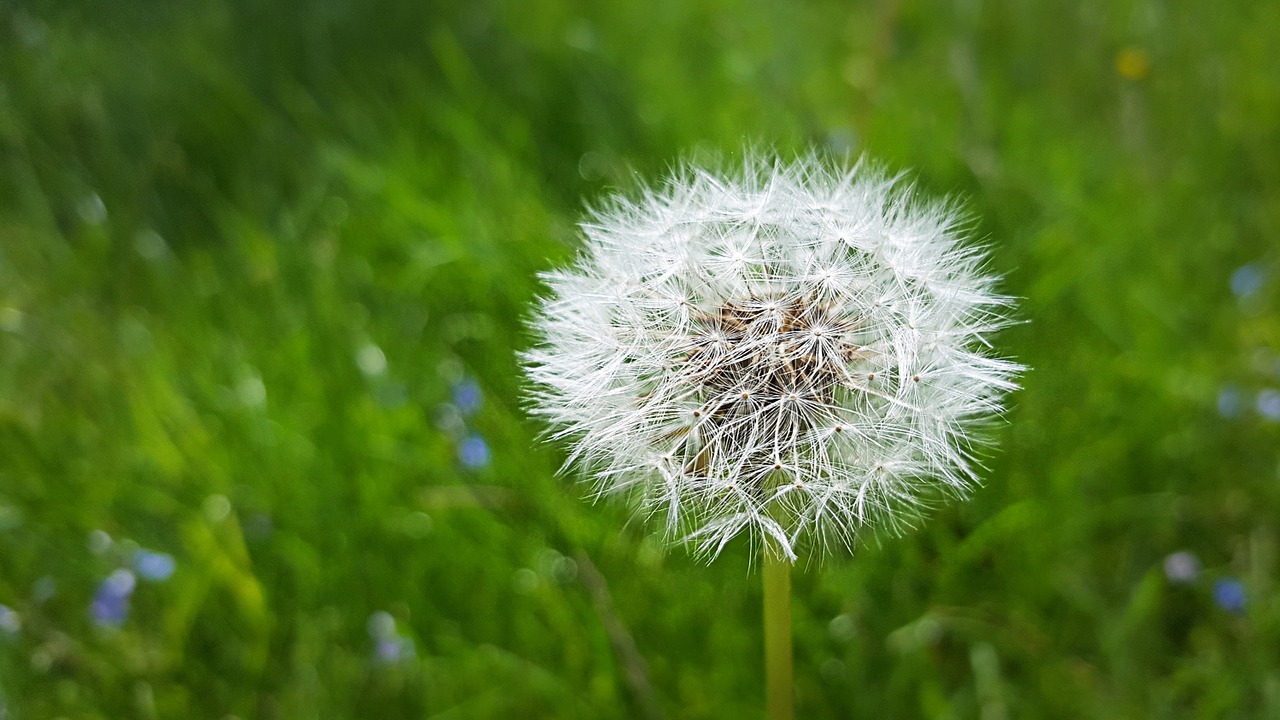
[523,152,1021,719]
[524,153,1019,560]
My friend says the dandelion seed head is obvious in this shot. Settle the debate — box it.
[523,153,1021,561]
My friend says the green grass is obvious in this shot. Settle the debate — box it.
[1,0,1279,717]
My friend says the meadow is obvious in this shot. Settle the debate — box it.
[1,0,1278,717]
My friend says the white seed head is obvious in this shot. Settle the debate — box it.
[523,154,1021,562]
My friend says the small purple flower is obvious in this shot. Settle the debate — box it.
[459,434,491,469]
[91,569,136,627]
[1163,551,1201,584]
[1213,577,1247,614]
[453,379,483,416]
[132,549,176,582]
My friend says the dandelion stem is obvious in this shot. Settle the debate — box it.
[763,549,794,720]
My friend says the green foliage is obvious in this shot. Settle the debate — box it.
[1,0,1278,717]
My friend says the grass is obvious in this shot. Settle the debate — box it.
[1,0,1279,717]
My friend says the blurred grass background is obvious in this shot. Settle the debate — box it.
[1,0,1279,717]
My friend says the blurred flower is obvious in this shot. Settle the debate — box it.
[453,378,483,416]
[91,569,136,627]
[0,605,20,636]
[1217,385,1244,419]
[1230,263,1264,299]
[368,611,415,665]
[1256,389,1280,423]
[459,434,491,469]
[132,549,176,582]
[1213,577,1247,614]
[523,154,1021,560]
[1162,551,1201,584]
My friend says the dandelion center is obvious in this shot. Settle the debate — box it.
[671,293,867,493]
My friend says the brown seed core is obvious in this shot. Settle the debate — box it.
[667,294,869,490]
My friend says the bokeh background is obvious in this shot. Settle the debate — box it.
[2,0,1279,717]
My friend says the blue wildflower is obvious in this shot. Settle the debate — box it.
[459,434,491,469]
[452,379,483,416]
[1230,264,1264,299]
[132,549,176,582]
[91,569,136,627]
[1213,577,1247,614]
[1257,389,1280,423]
[368,611,415,665]
[375,636,415,664]
[0,605,19,636]
[1217,385,1243,419]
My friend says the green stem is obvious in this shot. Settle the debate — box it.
[763,549,794,720]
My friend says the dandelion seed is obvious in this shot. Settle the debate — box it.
[523,153,1021,561]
